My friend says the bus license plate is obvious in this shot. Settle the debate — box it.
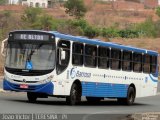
[20,84,28,89]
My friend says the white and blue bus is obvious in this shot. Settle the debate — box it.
[2,30,159,105]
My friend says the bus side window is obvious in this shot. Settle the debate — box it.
[72,42,83,66]
[56,40,70,74]
[84,44,97,67]
[122,51,132,71]
[150,55,157,74]
[143,54,150,73]
[133,53,142,72]
[98,46,109,69]
[110,49,121,70]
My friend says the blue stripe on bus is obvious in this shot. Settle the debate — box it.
[149,75,158,83]
[81,81,129,98]
[3,79,54,95]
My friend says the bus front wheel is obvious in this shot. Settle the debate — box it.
[66,83,81,105]
[27,92,37,103]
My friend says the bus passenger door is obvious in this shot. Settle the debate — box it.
[141,54,157,97]
[56,40,70,95]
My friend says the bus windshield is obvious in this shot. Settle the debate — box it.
[5,42,55,70]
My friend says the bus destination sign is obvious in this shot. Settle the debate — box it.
[14,34,50,41]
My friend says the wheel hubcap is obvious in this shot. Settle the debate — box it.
[129,93,134,103]
[72,88,77,101]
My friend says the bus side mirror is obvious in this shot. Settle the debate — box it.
[59,48,66,63]
[61,50,66,60]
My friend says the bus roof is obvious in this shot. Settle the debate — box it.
[51,31,158,56]
[10,30,158,56]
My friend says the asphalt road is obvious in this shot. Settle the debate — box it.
[1,76,160,120]
[1,92,160,114]
[0,92,160,120]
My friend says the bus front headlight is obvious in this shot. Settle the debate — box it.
[39,75,54,84]
[4,75,12,82]
[40,79,51,84]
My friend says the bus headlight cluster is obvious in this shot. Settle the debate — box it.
[39,75,54,84]
[4,75,12,82]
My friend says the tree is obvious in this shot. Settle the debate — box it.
[0,0,6,5]
[33,14,55,30]
[135,17,157,37]
[40,14,53,30]
[0,10,12,41]
[64,0,87,19]
[156,7,160,17]
[21,8,42,23]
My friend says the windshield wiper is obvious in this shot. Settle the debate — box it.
[26,50,34,61]
[25,44,43,70]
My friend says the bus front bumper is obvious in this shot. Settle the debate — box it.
[3,79,54,95]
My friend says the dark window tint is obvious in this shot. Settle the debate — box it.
[72,42,83,65]
[58,40,70,49]
[122,51,132,71]
[143,54,150,73]
[133,53,142,72]
[110,49,121,70]
[150,56,157,73]
[98,47,109,69]
[84,44,97,67]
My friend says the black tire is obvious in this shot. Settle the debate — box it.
[86,97,102,103]
[118,87,135,105]
[66,83,81,105]
[27,92,37,103]
[126,87,135,105]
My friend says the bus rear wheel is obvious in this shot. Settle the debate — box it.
[126,86,135,105]
[118,86,135,105]
[27,92,38,103]
[66,83,81,105]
